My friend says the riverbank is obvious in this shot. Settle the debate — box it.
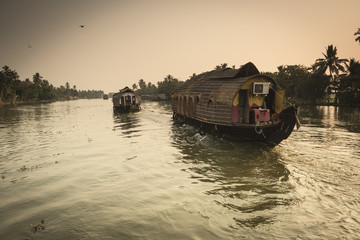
[296,102,360,108]
[0,97,81,107]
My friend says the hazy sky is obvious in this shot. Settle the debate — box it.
[1,0,360,93]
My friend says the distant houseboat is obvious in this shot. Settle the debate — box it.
[170,62,300,146]
[103,94,109,100]
[112,87,141,112]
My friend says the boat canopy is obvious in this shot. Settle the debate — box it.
[113,87,140,107]
[171,62,286,126]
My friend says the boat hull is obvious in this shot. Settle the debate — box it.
[113,105,140,113]
[173,106,298,146]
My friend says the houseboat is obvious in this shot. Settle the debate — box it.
[170,62,300,146]
[112,87,141,112]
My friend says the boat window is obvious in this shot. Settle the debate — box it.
[125,96,131,105]
[195,96,200,104]
[183,96,187,116]
[188,97,194,117]
[178,96,182,114]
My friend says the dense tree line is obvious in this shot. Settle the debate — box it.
[0,66,104,104]
[131,43,359,106]
[267,28,360,106]
[131,75,184,98]
[262,44,360,106]
[2,27,359,106]
[129,46,359,106]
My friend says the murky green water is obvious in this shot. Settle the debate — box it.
[1,100,359,239]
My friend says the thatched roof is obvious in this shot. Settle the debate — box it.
[171,62,275,104]
[114,87,136,96]
[209,62,260,79]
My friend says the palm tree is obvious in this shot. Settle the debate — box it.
[1,66,19,102]
[314,45,348,77]
[345,58,360,74]
[32,73,43,85]
[313,45,348,103]
[72,85,78,97]
[355,28,360,43]
[341,58,360,91]
[338,58,360,105]
[138,79,146,90]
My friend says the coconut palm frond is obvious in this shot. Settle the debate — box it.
[313,63,327,75]
[326,45,336,56]
[355,28,360,42]
[335,63,346,73]
[314,45,349,81]
[315,58,325,63]
[354,28,360,35]
[356,36,360,43]
[338,57,349,63]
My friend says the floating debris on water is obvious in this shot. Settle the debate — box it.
[31,219,45,233]
[18,165,27,172]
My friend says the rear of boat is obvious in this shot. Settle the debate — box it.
[265,105,300,145]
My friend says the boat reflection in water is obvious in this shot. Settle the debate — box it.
[170,121,298,228]
[112,111,141,138]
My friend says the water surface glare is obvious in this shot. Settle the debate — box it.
[1,100,359,239]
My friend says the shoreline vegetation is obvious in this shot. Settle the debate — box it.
[0,67,104,106]
[1,43,360,107]
[0,97,80,106]
[130,44,359,107]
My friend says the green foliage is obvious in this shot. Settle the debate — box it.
[0,66,103,103]
[215,63,228,70]
[313,45,348,99]
[276,65,310,98]
[77,89,104,99]
[133,75,184,98]
[3,44,359,106]
[268,45,358,106]
[134,78,157,96]
[157,75,183,97]
[265,65,330,104]
[0,66,19,102]
[313,45,348,77]
[338,58,360,105]
[301,74,330,104]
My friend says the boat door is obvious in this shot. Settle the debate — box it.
[232,90,248,123]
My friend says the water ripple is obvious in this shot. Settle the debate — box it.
[1,102,359,239]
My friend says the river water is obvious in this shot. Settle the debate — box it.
[0,100,359,240]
